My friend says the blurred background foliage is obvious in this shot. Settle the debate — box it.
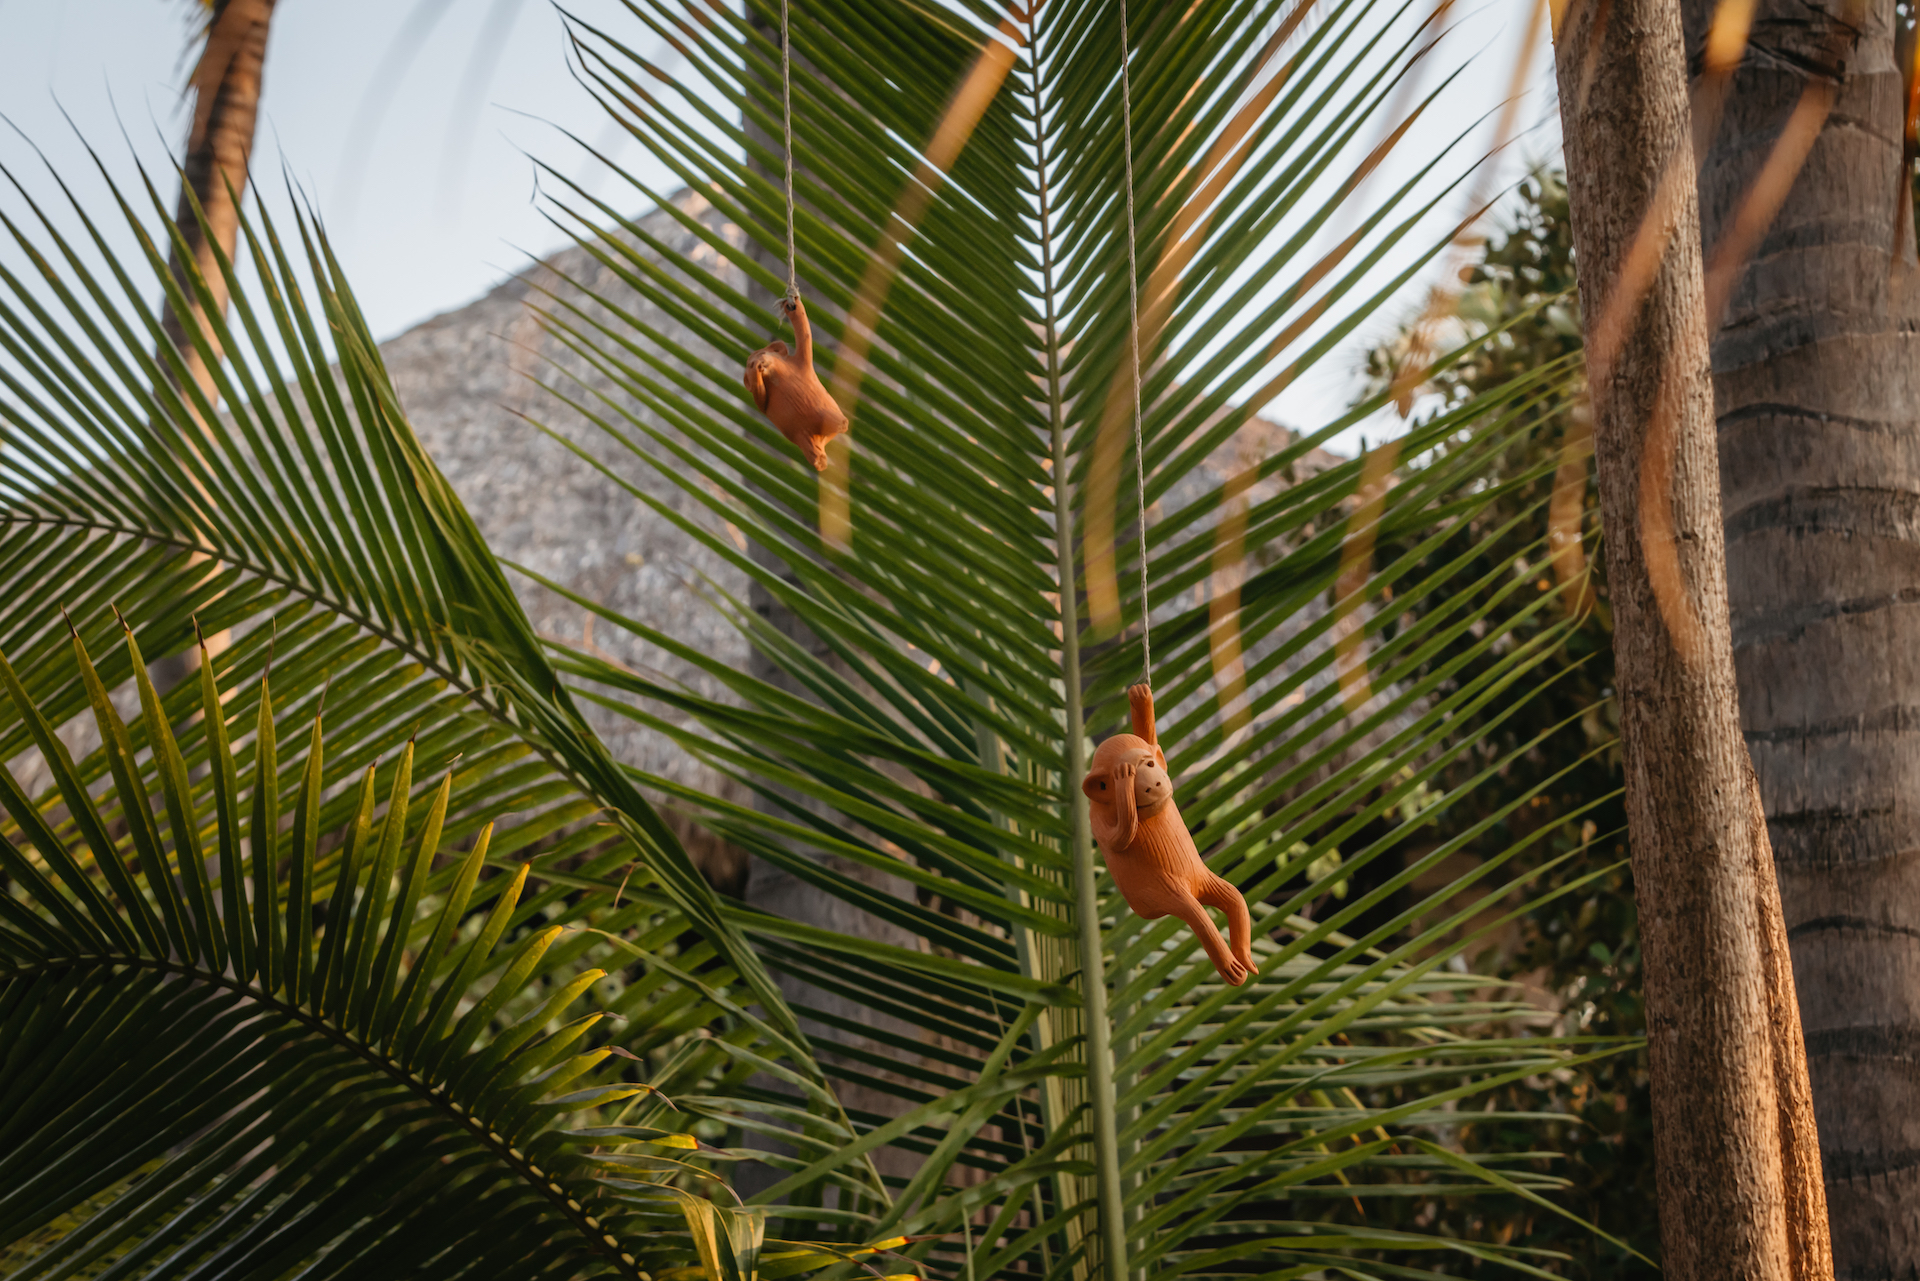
[1357,169,1656,1274]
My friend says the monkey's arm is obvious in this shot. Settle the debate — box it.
[1128,683,1157,747]
[1107,761,1139,850]
[743,358,772,413]
[786,296,814,367]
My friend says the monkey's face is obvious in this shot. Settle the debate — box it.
[1083,743,1173,817]
[1125,748,1174,816]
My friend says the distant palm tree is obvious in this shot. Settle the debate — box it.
[150,0,278,693]
[162,0,276,401]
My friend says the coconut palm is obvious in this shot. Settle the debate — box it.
[0,0,1640,1275]
[163,0,277,404]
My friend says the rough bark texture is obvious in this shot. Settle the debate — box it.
[150,0,276,696]
[1554,0,1831,1272]
[1686,0,1920,1268]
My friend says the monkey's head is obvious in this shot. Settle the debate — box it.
[1082,732,1173,818]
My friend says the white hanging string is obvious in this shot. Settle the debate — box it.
[781,0,798,302]
[1117,0,1150,686]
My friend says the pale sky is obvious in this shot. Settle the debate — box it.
[0,0,1558,455]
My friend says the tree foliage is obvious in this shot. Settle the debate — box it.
[0,6,1645,1278]
[1365,169,1655,1275]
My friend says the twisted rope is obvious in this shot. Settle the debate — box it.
[781,0,798,303]
[1118,0,1150,685]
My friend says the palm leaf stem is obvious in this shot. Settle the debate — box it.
[1027,17,1128,1278]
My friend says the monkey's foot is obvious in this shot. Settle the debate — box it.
[1213,955,1251,986]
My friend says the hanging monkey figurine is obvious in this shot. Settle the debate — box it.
[743,296,848,471]
[1082,683,1257,985]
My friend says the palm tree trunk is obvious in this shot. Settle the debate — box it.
[1552,0,1831,1272]
[1684,0,1920,1267]
[153,0,275,691]
[162,0,276,404]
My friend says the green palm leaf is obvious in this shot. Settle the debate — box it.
[0,0,1647,1271]
[0,150,897,1267]
[0,148,855,1086]
[525,0,1642,1274]
[0,630,831,1280]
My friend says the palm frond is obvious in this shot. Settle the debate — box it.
[0,145,900,1256]
[0,631,832,1281]
[520,0,1640,1274]
[0,147,839,1065]
[0,0,1646,1271]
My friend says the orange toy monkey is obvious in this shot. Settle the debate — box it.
[743,296,848,471]
[1082,684,1257,985]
